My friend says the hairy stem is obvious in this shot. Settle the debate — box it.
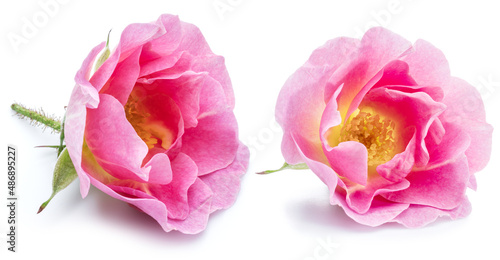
[11,103,62,133]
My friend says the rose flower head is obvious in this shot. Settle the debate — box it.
[276,27,493,227]
[64,14,249,234]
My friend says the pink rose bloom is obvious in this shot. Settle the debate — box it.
[64,14,249,234]
[276,27,492,227]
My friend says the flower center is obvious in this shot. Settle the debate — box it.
[339,111,396,167]
[124,94,158,149]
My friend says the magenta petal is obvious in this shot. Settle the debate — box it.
[191,55,235,110]
[166,179,213,234]
[200,143,249,213]
[144,153,172,185]
[345,60,417,121]
[150,153,198,220]
[393,197,472,228]
[99,47,142,105]
[137,70,204,129]
[334,194,410,227]
[362,88,447,167]
[181,111,239,175]
[88,174,172,231]
[344,175,410,214]
[65,42,105,198]
[85,94,150,182]
[327,27,412,110]
[383,154,469,210]
[326,141,368,186]
[90,23,160,92]
[142,14,183,59]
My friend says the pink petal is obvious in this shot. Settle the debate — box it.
[99,47,142,105]
[326,27,413,116]
[393,197,472,228]
[401,39,451,87]
[383,154,470,210]
[191,55,235,110]
[166,179,213,234]
[90,22,160,92]
[376,133,416,183]
[345,60,417,122]
[180,111,239,176]
[440,77,493,174]
[276,37,360,165]
[89,174,172,231]
[361,88,447,167]
[149,153,198,220]
[325,141,368,186]
[200,143,249,213]
[292,133,338,202]
[343,174,410,214]
[136,69,204,129]
[141,14,183,61]
[85,94,171,184]
[65,42,105,198]
[334,194,410,227]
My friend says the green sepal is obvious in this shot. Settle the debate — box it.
[93,30,112,71]
[38,148,78,214]
[257,162,309,175]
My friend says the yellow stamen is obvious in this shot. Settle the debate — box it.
[124,94,158,149]
[339,110,396,167]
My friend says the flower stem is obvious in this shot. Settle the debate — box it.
[257,162,309,175]
[11,103,62,133]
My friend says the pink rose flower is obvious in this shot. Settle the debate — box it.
[276,27,493,227]
[64,14,249,234]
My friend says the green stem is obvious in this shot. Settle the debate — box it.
[257,162,309,175]
[11,103,62,132]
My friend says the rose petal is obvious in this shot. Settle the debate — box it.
[276,37,360,165]
[393,197,472,228]
[65,42,105,198]
[401,39,451,87]
[376,132,416,183]
[180,111,239,176]
[85,94,172,184]
[334,194,410,227]
[292,133,338,202]
[166,179,213,234]
[343,174,410,214]
[361,88,447,167]
[327,27,413,117]
[200,143,249,213]
[99,47,142,105]
[149,153,198,220]
[325,141,368,186]
[383,154,469,210]
[440,77,493,174]
[136,69,205,129]
[90,23,160,92]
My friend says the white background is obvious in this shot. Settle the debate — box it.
[1,0,499,259]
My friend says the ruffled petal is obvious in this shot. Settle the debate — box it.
[440,77,493,174]
[276,37,360,165]
[149,153,198,220]
[180,111,239,176]
[334,194,410,227]
[393,197,472,228]
[200,143,249,213]
[65,42,105,198]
